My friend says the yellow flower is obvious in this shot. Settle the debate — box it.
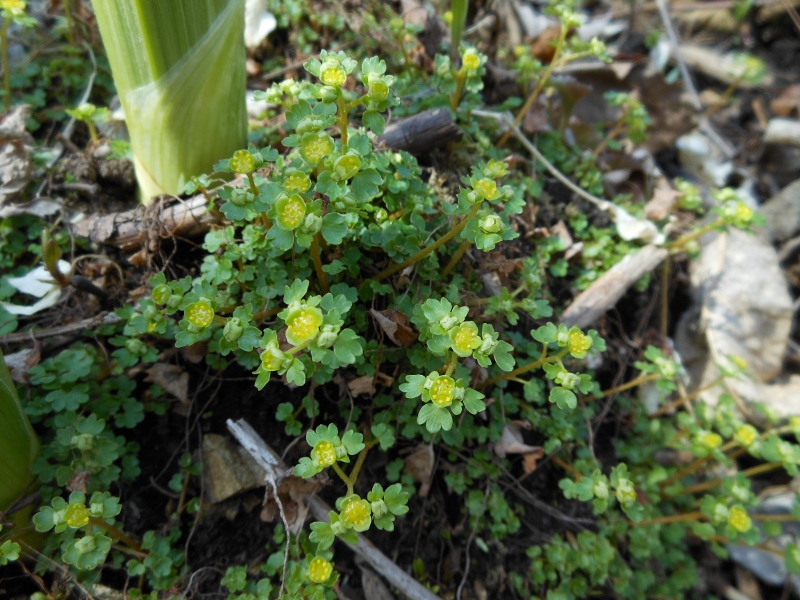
[230,150,255,174]
[285,305,324,346]
[462,52,480,71]
[699,431,722,450]
[285,171,311,193]
[567,330,592,356]
[308,556,333,583]
[429,375,456,408]
[1,0,25,12]
[261,344,286,371]
[735,424,758,447]
[312,440,337,468]
[301,132,335,164]
[339,495,371,531]
[450,321,481,357]
[185,299,214,328]
[728,506,751,533]
[275,194,306,230]
[64,504,90,528]
[320,58,346,87]
[473,178,498,201]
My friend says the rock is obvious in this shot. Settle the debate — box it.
[202,434,266,503]
[674,230,795,416]
[759,178,800,243]
[764,118,800,147]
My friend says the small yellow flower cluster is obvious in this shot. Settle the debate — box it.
[185,300,214,328]
[308,556,333,583]
[727,506,752,533]
[312,440,337,468]
[429,376,457,408]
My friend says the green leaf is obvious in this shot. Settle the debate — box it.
[341,429,365,455]
[383,483,409,515]
[550,386,577,410]
[532,323,558,344]
[310,518,335,550]
[333,329,362,364]
[462,388,486,414]
[321,213,348,245]
[285,359,306,386]
[417,404,453,432]
[294,457,319,478]
[362,110,385,135]
[351,168,383,203]
[371,423,395,450]
[492,340,515,372]
[399,374,426,399]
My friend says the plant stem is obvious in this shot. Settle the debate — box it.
[551,455,582,480]
[649,377,723,418]
[345,443,373,496]
[310,233,330,295]
[1,20,10,110]
[659,256,670,338]
[441,239,471,277]
[62,0,77,45]
[481,346,570,388]
[450,70,466,112]
[89,518,143,552]
[667,461,784,497]
[591,110,628,157]
[331,462,349,487]
[581,372,661,404]
[337,94,349,148]
[369,202,483,283]
[497,26,568,147]
[639,511,704,526]
[667,218,725,250]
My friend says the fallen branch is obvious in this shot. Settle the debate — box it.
[375,108,461,155]
[226,418,443,600]
[0,312,122,346]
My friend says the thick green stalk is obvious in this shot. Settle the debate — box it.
[90,0,247,202]
[449,0,468,64]
[0,349,40,533]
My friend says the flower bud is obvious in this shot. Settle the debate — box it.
[479,215,504,234]
[223,317,244,342]
[152,284,171,305]
[230,188,254,207]
[319,85,338,103]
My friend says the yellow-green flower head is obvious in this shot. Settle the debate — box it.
[735,424,758,447]
[320,57,347,87]
[462,49,481,72]
[275,194,307,230]
[790,416,800,436]
[308,556,333,583]
[615,480,637,505]
[230,149,256,174]
[339,495,372,531]
[449,321,481,357]
[729,355,749,371]
[484,159,507,179]
[185,299,214,329]
[301,132,335,165]
[568,330,592,357]
[333,153,362,180]
[699,431,722,450]
[152,284,171,305]
[284,170,311,193]
[64,504,90,528]
[261,342,288,372]
[473,178,499,201]
[71,432,94,451]
[423,373,462,408]
[285,303,324,346]
[368,74,389,102]
[312,440,337,468]
[479,215,504,234]
[728,506,752,533]
[1,0,25,13]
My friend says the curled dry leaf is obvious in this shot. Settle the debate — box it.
[404,443,434,497]
[493,423,542,459]
[369,308,418,347]
[348,372,394,397]
[261,473,327,534]
[144,363,189,405]
[771,85,800,118]
[3,346,40,383]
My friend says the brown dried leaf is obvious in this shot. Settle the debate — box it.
[404,443,434,497]
[369,308,418,347]
[531,25,562,63]
[771,85,800,118]
[261,473,327,534]
[348,375,376,397]
[493,424,542,458]
[522,449,545,474]
[145,363,189,404]
[4,346,40,383]
[67,471,91,493]
[645,177,681,221]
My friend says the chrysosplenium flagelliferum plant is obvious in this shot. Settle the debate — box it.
[107,49,603,591]
[23,39,797,598]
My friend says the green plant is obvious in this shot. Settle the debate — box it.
[0,0,35,108]
[0,348,40,545]
[90,0,248,200]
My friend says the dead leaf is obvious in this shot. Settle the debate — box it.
[522,450,545,474]
[262,474,327,534]
[493,424,542,458]
[400,0,428,28]
[369,308,418,347]
[644,177,681,221]
[348,375,376,397]
[532,25,563,63]
[145,363,189,404]
[771,84,800,117]
[404,443,434,497]
[67,471,91,493]
[4,346,40,383]
[551,220,573,248]
[0,105,33,207]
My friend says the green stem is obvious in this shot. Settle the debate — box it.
[62,0,77,45]
[481,346,569,388]
[639,511,704,526]
[441,239,471,277]
[581,373,661,404]
[89,517,143,552]
[369,202,483,283]
[1,21,10,110]
[337,94,349,148]
[497,25,568,147]
[310,233,330,295]
[667,218,725,251]
[591,109,628,157]
[450,70,466,112]
[87,120,98,145]
[246,172,260,197]
[331,462,349,487]
[345,443,374,496]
